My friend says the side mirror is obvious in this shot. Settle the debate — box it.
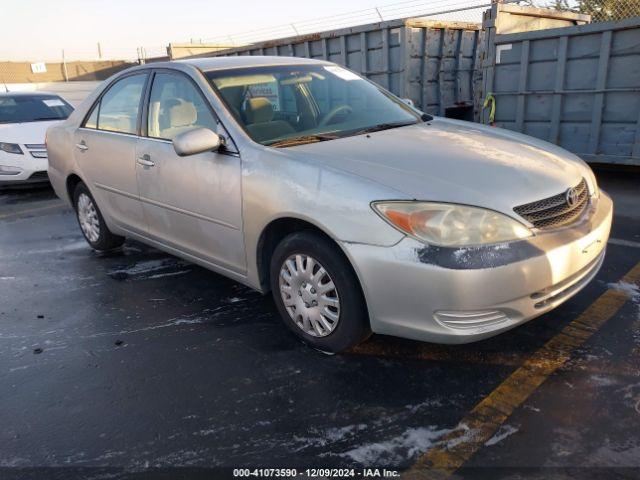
[401,98,415,107]
[172,128,221,157]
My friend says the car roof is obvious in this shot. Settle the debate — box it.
[175,55,331,72]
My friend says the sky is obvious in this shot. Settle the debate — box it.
[0,0,400,62]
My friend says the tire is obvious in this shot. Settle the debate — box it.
[270,231,371,353]
[73,182,125,252]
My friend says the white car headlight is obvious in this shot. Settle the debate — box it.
[372,201,533,247]
[0,142,24,155]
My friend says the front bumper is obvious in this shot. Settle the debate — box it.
[342,192,613,344]
[0,148,49,185]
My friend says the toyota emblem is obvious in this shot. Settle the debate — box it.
[565,187,580,207]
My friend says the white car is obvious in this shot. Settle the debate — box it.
[0,92,73,186]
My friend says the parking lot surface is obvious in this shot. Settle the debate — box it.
[1,170,639,479]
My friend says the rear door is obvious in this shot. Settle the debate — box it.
[135,70,245,274]
[73,73,148,234]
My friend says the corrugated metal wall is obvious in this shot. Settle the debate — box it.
[204,19,482,116]
[481,15,640,166]
[403,20,482,116]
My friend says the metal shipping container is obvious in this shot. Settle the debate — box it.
[481,15,640,166]
[204,18,483,119]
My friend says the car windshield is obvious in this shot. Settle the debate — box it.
[0,94,74,124]
[206,65,425,147]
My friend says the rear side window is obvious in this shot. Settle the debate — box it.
[84,74,147,135]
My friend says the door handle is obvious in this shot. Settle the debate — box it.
[75,142,88,152]
[137,154,155,167]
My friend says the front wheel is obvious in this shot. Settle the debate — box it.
[270,231,371,353]
[73,182,125,252]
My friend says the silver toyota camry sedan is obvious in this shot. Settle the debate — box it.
[46,56,613,352]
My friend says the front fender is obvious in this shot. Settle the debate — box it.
[241,147,409,288]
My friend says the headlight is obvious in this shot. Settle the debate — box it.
[372,201,532,247]
[0,142,23,154]
[587,170,599,198]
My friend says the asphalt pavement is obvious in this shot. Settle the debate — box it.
[0,169,639,480]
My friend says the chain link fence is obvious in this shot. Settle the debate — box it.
[522,0,640,22]
[201,0,498,47]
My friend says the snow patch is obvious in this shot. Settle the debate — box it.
[608,281,640,320]
[340,426,451,465]
[590,375,618,387]
[404,399,443,413]
[485,424,518,446]
[194,428,219,436]
[607,281,640,300]
[453,248,469,261]
[146,270,191,280]
[173,318,204,326]
[111,258,187,275]
[295,424,367,448]
[87,315,205,337]
[109,258,191,280]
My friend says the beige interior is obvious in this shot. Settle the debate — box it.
[245,97,295,142]
[149,98,200,140]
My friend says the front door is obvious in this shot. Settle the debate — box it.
[135,71,245,274]
[73,73,148,234]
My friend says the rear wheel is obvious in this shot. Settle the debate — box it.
[270,231,370,353]
[73,182,124,252]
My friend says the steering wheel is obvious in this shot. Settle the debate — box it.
[319,105,353,127]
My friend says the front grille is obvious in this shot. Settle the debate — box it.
[514,179,588,229]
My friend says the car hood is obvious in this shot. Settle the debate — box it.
[285,118,594,220]
[0,120,60,144]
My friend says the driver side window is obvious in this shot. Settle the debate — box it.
[147,73,217,141]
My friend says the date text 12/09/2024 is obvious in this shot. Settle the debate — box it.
[233,468,400,478]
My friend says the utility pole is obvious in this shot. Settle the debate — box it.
[62,49,69,82]
[97,42,103,60]
[137,47,145,65]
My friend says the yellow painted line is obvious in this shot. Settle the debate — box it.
[0,203,66,220]
[403,261,640,480]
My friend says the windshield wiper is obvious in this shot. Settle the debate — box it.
[267,134,339,148]
[33,117,63,121]
[347,121,419,137]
